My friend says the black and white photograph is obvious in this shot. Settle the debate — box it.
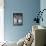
[13,13,23,26]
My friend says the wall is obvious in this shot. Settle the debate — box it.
[4,0,40,42]
[40,0,46,26]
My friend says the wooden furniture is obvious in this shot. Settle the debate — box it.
[31,25,46,46]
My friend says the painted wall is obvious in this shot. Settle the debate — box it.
[40,0,46,27]
[4,0,40,42]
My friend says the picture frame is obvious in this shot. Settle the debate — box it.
[13,13,23,26]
